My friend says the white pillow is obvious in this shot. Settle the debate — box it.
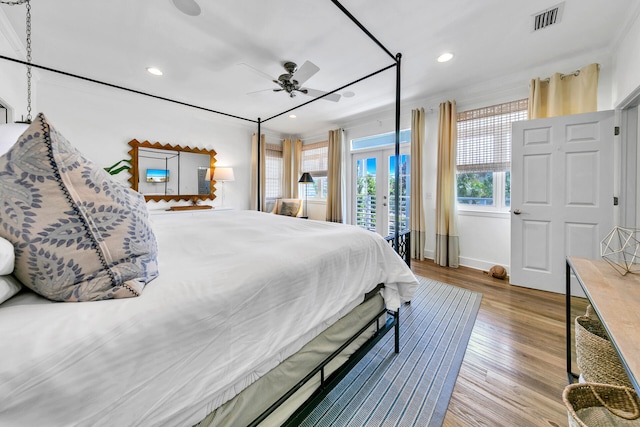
[0,275,22,304]
[0,236,14,275]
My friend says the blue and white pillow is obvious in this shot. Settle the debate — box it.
[0,113,159,301]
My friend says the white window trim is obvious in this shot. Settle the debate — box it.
[456,171,511,215]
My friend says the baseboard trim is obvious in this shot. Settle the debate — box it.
[422,251,509,274]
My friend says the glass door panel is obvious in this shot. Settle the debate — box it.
[355,156,378,232]
[353,149,410,237]
[388,153,410,235]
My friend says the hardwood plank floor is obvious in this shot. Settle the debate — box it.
[411,259,589,427]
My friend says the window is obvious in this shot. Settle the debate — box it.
[300,142,328,199]
[265,143,283,202]
[456,99,527,211]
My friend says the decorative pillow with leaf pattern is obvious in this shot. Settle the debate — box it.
[0,113,159,301]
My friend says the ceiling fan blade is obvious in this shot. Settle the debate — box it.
[246,88,277,95]
[293,60,320,85]
[303,88,341,102]
[237,62,277,82]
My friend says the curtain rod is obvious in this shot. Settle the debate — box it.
[540,63,600,82]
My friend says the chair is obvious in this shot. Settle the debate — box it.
[271,199,304,217]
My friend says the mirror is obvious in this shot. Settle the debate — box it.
[128,139,217,203]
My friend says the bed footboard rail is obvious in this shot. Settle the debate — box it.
[248,302,400,427]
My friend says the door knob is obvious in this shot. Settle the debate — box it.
[513,209,521,215]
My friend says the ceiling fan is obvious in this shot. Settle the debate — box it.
[244,60,341,102]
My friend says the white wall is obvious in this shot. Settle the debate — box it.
[612,7,640,108]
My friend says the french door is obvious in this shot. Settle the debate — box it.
[352,147,410,237]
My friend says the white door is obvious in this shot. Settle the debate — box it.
[352,148,410,237]
[510,111,615,294]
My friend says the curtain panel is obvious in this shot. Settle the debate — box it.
[410,108,426,260]
[529,63,599,119]
[293,139,303,198]
[435,101,460,268]
[282,138,292,198]
[326,129,343,223]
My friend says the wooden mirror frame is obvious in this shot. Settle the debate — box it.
[128,139,217,203]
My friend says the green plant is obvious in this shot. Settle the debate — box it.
[104,159,131,175]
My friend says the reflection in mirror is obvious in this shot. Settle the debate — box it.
[128,139,217,203]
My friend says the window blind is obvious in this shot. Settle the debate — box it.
[456,99,528,173]
[265,143,283,199]
[301,141,328,177]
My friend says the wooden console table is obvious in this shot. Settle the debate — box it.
[566,256,640,394]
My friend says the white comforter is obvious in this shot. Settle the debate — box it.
[0,210,418,427]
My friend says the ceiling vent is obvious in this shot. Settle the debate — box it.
[532,2,564,31]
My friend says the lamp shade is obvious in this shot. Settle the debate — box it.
[298,172,314,183]
[212,167,235,182]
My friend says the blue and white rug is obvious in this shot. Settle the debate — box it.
[298,276,482,427]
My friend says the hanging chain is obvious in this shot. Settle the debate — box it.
[1,0,31,122]
[25,0,31,122]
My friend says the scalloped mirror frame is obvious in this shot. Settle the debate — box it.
[128,139,217,203]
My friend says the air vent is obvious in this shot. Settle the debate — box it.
[533,2,564,31]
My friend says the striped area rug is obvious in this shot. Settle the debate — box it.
[298,276,482,427]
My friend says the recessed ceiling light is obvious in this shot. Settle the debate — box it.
[289,114,297,119]
[146,67,163,76]
[342,91,355,98]
[437,52,454,63]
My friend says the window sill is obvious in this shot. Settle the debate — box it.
[457,208,510,219]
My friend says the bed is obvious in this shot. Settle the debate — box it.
[0,115,418,426]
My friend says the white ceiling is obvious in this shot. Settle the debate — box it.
[1,0,638,135]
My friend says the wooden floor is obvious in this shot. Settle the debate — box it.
[411,259,588,427]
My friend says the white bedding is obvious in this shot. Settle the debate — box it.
[0,210,418,427]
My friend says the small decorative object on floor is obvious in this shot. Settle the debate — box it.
[601,226,640,276]
[483,265,507,280]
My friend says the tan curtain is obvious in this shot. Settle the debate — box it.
[326,129,342,223]
[293,138,303,198]
[410,108,426,260]
[435,101,459,268]
[529,63,599,119]
[250,133,266,211]
[282,138,292,198]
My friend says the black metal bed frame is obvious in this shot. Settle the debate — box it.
[1,2,407,425]
[251,300,399,427]
[248,230,411,426]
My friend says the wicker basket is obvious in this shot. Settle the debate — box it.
[575,305,633,388]
[563,383,640,427]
